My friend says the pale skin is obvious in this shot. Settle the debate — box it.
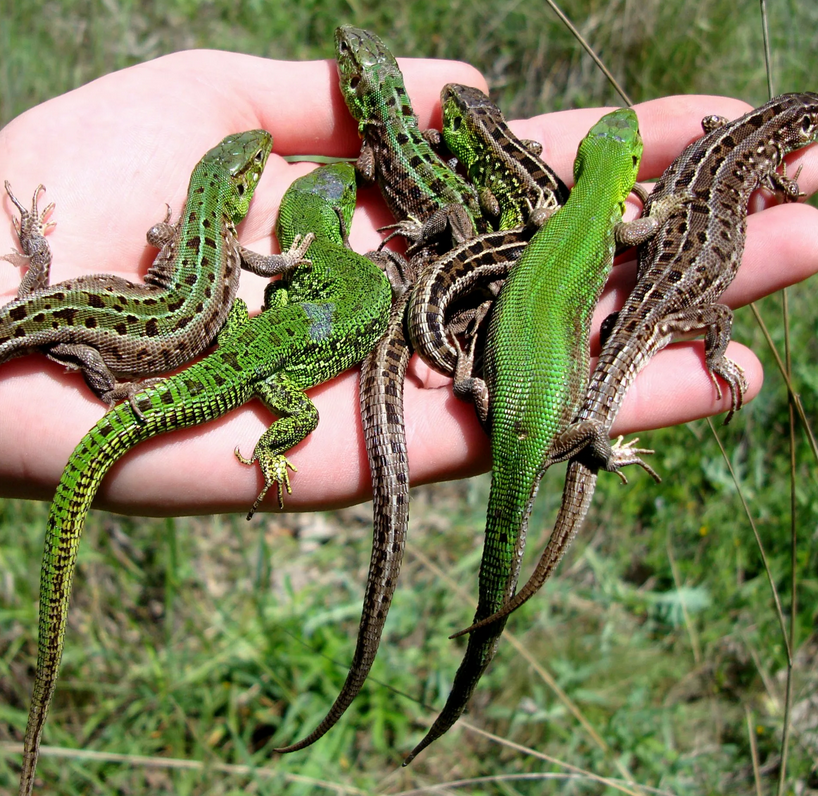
[0,52,817,516]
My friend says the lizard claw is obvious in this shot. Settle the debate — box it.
[607,436,661,483]
[284,232,315,267]
[235,447,297,518]
[103,378,162,421]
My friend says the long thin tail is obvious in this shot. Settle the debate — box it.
[19,368,245,795]
[18,402,150,794]
[404,469,535,764]
[274,293,413,753]
[451,460,598,637]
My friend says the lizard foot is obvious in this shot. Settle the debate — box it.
[606,436,661,484]
[377,216,423,249]
[235,447,296,518]
[281,232,315,267]
[103,378,163,421]
[3,181,56,294]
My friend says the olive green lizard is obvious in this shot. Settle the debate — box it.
[334,26,484,252]
[456,92,818,634]
[16,162,391,795]
[404,108,655,763]
[1,131,312,410]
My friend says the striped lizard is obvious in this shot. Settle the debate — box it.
[1,132,311,410]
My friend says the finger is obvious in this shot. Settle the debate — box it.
[510,94,818,195]
[0,333,760,516]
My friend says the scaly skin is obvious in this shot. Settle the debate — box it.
[404,109,649,764]
[440,83,569,230]
[458,92,818,633]
[272,69,569,755]
[410,84,573,411]
[1,131,311,408]
[16,163,391,796]
[408,229,526,376]
[1,182,55,294]
[269,25,481,755]
[334,25,483,250]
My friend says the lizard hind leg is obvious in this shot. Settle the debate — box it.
[658,303,747,424]
[235,374,319,518]
[2,181,56,295]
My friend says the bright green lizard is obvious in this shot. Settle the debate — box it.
[16,162,392,795]
[404,108,654,763]
[1,131,312,410]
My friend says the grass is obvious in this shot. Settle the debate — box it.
[1,0,818,793]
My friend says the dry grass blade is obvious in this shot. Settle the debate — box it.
[749,302,818,464]
[706,418,790,662]
[391,771,662,795]
[0,743,373,794]
[455,723,665,796]
[745,705,764,796]
[542,0,633,106]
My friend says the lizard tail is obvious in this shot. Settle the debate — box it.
[404,471,534,764]
[451,460,598,637]
[274,296,412,754]
[19,366,245,795]
[403,615,509,766]
[18,400,150,795]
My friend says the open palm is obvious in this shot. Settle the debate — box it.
[1,51,816,514]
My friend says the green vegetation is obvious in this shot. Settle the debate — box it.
[1,0,817,793]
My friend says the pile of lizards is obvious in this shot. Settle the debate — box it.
[3,24,817,793]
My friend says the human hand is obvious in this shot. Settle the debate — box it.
[0,52,815,515]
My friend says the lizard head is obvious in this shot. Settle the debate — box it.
[439,84,491,173]
[574,108,642,208]
[205,129,273,223]
[335,26,405,128]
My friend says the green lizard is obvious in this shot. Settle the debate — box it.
[404,108,654,763]
[16,162,392,796]
[1,131,312,410]
[334,26,484,251]
[455,92,818,634]
[273,78,568,754]
[439,83,568,230]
